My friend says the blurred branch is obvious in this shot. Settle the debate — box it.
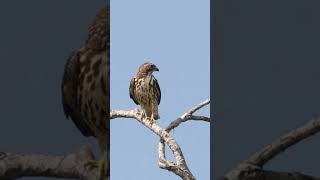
[0,146,101,180]
[110,98,210,180]
[248,116,320,167]
[220,168,320,180]
[223,116,320,180]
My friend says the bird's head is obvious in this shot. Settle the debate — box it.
[138,62,159,75]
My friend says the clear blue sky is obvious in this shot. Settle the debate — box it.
[110,0,210,179]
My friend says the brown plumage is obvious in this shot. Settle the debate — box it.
[61,6,109,179]
[130,63,161,122]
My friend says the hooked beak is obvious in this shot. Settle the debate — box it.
[154,66,159,72]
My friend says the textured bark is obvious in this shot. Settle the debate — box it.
[222,117,320,180]
[110,109,195,179]
[0,146,100,180]
[111,99,210,180]
[165,99,210,132]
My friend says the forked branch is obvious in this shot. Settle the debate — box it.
[111,99,210,180]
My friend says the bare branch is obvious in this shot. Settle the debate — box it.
[224,116,320,180]
[110,99,210,179]
[0,146,101,180]
[111,109,196,179]
[190,115,210,122]
[166,99,210,132]
[222,168,320,180]
[248,116,320,167]
[183,99,210,116]
[159,99,210,180]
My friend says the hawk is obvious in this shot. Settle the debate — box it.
[129,63,161,122]
[61,6,109,179]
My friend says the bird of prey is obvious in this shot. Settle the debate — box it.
[61,6,109,180]
[129,63,161,123]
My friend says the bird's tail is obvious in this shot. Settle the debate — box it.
[97,130,109,180]
[153,108,160,120]
[99,150,110,180]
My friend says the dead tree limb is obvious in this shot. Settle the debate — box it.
[223,116,320,180]
[159,99,210,179]
[111,98,210,180]
[166,99,210,132]
[0,145,100,180]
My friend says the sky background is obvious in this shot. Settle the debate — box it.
[214,0,320,179]
[110,0,210,180]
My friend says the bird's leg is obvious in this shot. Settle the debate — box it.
[144,116,154,126]
[136,109,145,119]
[150,114,156,125]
